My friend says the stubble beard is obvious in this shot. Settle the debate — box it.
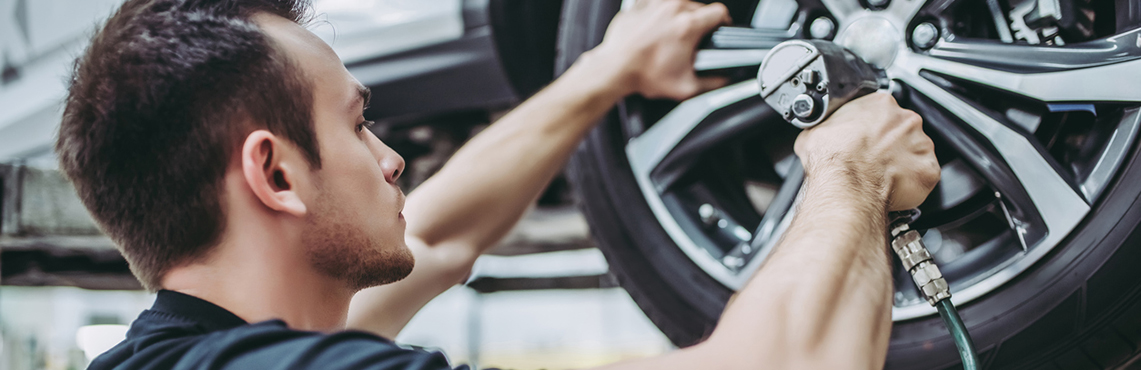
[302,192,414,291]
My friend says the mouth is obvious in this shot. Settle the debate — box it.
[396,189,406,221]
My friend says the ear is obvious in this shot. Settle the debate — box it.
[240,130,308,217]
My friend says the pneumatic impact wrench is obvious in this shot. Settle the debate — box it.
[756,39,980,369]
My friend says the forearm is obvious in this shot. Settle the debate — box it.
[705,173,893,369]
[403,52,628,255]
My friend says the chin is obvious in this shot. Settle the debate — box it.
[304,233,415,291]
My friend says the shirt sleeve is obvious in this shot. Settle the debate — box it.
[179,321,471,370]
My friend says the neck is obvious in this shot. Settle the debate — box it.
[161,171,355,332]
[163,235,355,332]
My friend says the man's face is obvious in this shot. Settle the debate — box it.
[256,14,413,290]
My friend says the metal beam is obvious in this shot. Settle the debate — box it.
[466,273,618,294]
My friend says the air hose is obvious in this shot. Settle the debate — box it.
[936,299,980,369]
[890,215,980,370]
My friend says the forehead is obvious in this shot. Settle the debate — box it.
[252,13,360,113]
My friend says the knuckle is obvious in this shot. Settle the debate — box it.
[684,84,701,98]
[928,162,942,179]
[681,14,701,33]
[903,110,921,126]
[902,111,923,129]
[873,92,894,105]
[669,87,696,101]
[793,133,809,155]
[923,174,941,191]
[923,135,936,151]
[904,108,921,121]
[710,2,729,15]
[922,163,942,189]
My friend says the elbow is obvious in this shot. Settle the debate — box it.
[410,238,481,287]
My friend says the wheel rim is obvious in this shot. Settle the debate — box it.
[619,0,1141,320]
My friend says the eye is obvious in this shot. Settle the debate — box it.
[355,120,375,133]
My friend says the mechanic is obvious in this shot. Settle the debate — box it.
[58,0,940,369]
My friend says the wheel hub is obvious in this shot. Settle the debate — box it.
[834,16,903,68]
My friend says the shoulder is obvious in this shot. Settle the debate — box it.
[91,318,464,370]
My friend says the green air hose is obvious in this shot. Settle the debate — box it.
[935,299,980,370]
[890,215,980,370]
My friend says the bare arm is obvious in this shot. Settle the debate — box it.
[346,0,732,338]
[590,94,940,369]
[590,182,893,370]
[345,56,630,338]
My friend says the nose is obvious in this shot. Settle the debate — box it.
[370,135,405,184]
[381,148,405,184]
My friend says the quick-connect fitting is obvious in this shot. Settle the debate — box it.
[890,222,950,306]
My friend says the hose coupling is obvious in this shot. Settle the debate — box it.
[890,222,950,306]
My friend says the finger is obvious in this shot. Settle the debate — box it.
[889,181,926,211]
[923,157,942,190]
[665,75,729,101]
[689,2,732,35]
[694,75,730,95]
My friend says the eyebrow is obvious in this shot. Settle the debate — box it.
[351,84,371,113]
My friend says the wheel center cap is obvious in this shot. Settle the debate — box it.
[834,16,902,68]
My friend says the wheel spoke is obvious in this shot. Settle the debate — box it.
[624,81,767,288]
[626,81,761,188]
[891,69,1094,319]
[1080,108,1141,201]
[898,70,1089,225]
[695,26,801,71]
[819,0,862,23]
[906,85,1045,240]
[893,51,1141,102]
[750,160,802,249]
[885,0,930,26]
[707,26,800,49]
[651,102,775,191]
[926,28,1141,73]
[695,49,771,71]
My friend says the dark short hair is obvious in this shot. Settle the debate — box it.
[57,0,319,290]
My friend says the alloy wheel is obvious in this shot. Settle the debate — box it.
[620,0,1141,320]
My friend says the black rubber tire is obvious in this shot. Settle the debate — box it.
[557,1,1141,369]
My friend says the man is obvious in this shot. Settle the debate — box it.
[58,0,939,369]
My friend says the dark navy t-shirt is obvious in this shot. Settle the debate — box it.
[88,290,472,370]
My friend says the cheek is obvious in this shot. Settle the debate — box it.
[317,132,400,213]
[346,152,398,214]
[327,139,382,184]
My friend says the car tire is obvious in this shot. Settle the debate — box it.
[557,1,1141,368]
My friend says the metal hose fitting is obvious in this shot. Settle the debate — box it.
[890,222,951,306]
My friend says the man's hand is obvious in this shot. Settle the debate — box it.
[583,0,731,100]
[794,93,940,211]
